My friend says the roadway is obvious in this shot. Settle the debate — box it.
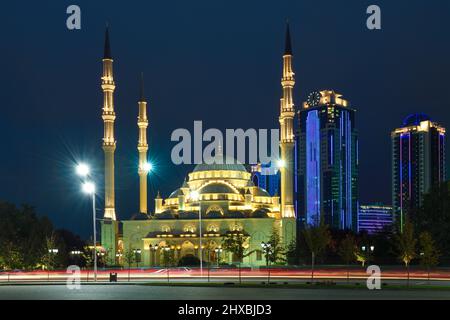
[1,283,450,300]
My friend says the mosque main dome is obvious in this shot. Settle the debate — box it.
[192,155,247,173]
[154,155,280,219]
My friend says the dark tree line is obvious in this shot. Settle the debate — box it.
[286,181,450,271]
[0,201,87,270]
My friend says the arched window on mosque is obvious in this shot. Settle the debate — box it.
[183,224,196,233]
[161,225,171,233]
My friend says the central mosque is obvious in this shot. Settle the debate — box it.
[100,24,297,267]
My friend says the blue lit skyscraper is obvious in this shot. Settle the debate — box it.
[251,162,280,197]
[391,114,446,230]
[296,90,359,231]
[358,204,393,234]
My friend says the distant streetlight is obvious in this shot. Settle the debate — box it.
[214,247,223,267]
[164,247,171,283]
[140,162,153,173]
[276,159,286,169]
[190,190,203,277]
[133,249,142,267]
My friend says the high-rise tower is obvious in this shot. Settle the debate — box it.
[296,90,359,231]
[137,73,149,214]
[392,113,446,230]
[101,26,117,220]
[279,23,296,218]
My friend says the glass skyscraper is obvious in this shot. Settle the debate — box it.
[391,113,446,229]
[296,90,359,231]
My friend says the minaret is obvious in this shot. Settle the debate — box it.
[279,22,296,218]
[101,26,117,220]
[137,73,149,214]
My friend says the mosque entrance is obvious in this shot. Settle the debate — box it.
[180,241,195,257]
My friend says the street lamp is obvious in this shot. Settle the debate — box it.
[276,159,286,169]
[76,163,90,177]
[133,249,142,267]
[261,242,273,283]
[190,190,203,277]
[164,247,171,283]
[140,162,153,173]
[261,242,272,267]
[214,247,223,267]
[76,163,98,282]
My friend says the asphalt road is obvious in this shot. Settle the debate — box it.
[1,284,450,300]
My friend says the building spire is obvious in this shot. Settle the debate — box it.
[279,21,296,219]
[104,25,112,59]
[284,21,292,55]
[139,72,145,102]
[101,24,117,220]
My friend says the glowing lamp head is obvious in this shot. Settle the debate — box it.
[82,181,96,194]
[76,163,90,177]
[190,191,200,201]
[141,162,153,173]
[276,159,286,168]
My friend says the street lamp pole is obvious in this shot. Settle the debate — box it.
[199,203,203,278]
[92,192,97,282]
[190,191,203,278]
[76,163,97,282]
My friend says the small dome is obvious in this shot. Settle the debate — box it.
[253,187,270,197]
[199,183,237,194]
[168,188,184,198]
[193,155,247,173]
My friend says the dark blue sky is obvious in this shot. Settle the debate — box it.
[0,0,449,238]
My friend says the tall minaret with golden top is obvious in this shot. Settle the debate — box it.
[137,73,149,214]
[101,26,117,220]
[279,22,295,218]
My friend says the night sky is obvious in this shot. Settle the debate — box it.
[1,0,449,238]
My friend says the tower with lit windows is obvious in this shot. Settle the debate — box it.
[391,113,446,230]
[296,90,359,231]
[137,73,149,214]
[279,23,296,219]
[101,26,117,221]
[100,26,119,263]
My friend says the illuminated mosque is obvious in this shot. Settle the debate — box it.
[100,24,297,267]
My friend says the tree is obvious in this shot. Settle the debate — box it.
[394,220,417,286]
[302,223,331,283]
[222,232,252,284]
[286,240,299,266]
[41,233,58,271]
[123,248,136,281]
[161,246,175,267]
[419,231,440,282]
[41,233,59,281]
[0,202,54,270]
[414,181,450,256]
[262,228,286,266]
[338,234,357,283]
